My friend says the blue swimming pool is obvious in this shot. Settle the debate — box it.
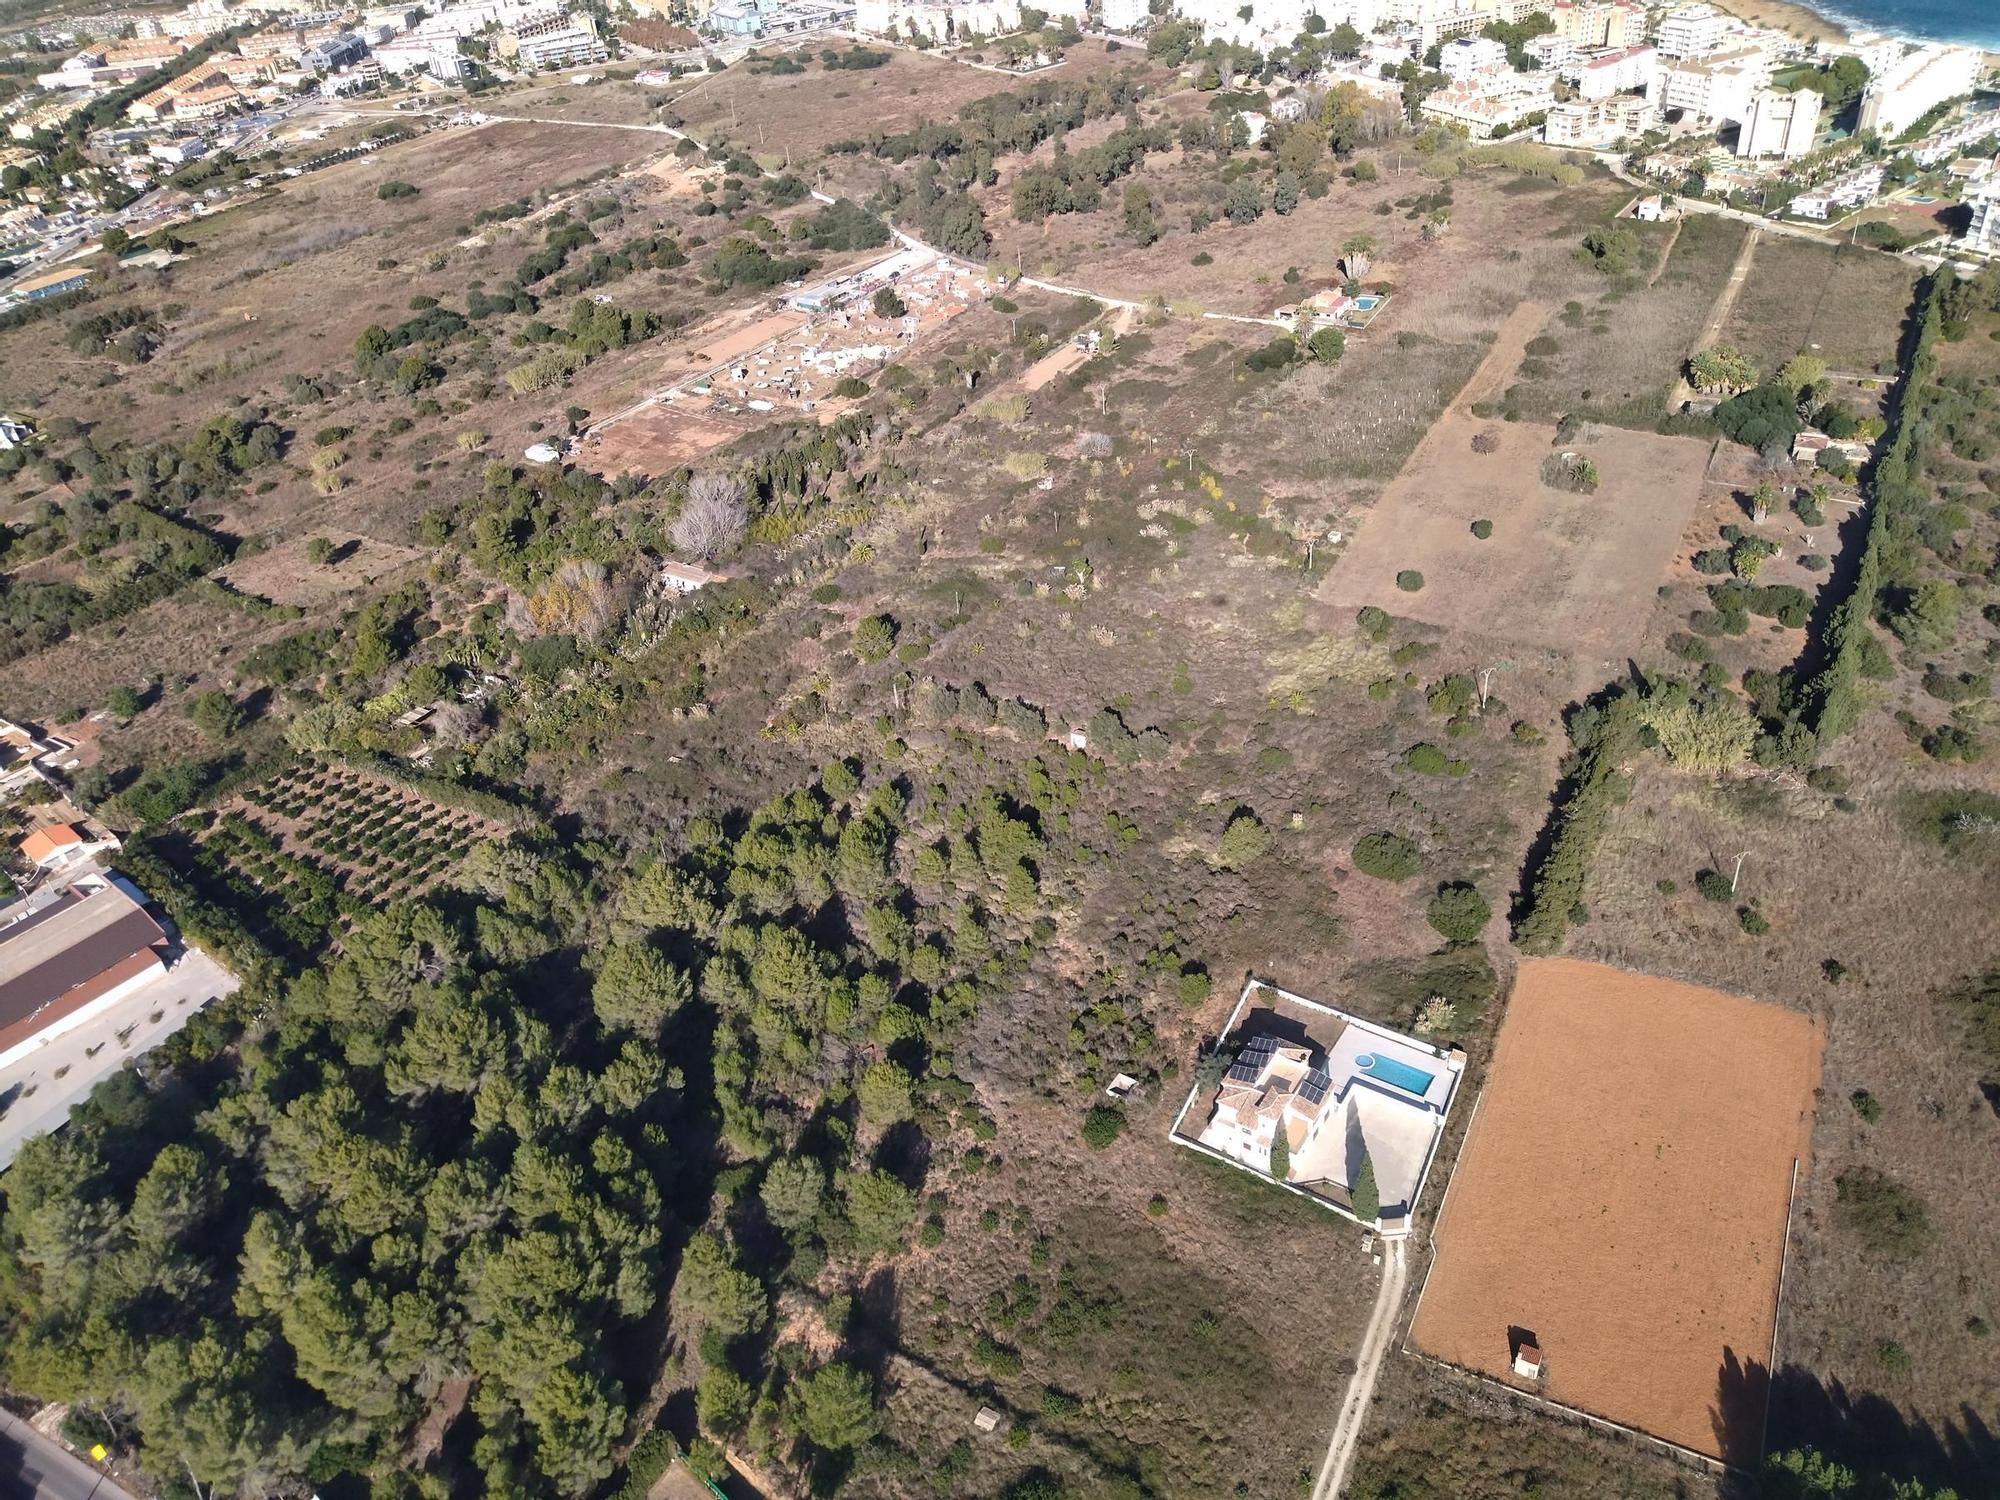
[1356,1051,1434,1097]
[1353,295,1381,311]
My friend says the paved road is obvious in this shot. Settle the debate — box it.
[1310,1235,1409,1500]
[0,1410,137,1500]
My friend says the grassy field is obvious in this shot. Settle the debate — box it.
[1716,238,1920,377]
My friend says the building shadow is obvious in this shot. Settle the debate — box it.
[1762,1361,2000,1496]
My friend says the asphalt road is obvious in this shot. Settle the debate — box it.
[0,1410,137,1500]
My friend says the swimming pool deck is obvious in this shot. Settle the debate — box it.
[1171,978,1463,1232]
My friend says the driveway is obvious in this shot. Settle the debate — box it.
[0,949,237,1171]
[1311,1235,1409,1500]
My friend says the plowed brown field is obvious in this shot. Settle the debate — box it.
[1409,958,1823,1464]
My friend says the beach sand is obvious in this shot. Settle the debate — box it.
[1714,0,1846,44]
[1715,0,2000,69]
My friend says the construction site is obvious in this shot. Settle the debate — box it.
[573,246,990,475]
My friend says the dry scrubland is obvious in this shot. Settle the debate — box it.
[3,38,1992,1496]
[1322,305,1712,685]
[660,42,1142,176]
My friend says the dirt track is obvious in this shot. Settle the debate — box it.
[1409,958,1823,1464]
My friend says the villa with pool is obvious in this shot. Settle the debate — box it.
[1173,978,1463,1235]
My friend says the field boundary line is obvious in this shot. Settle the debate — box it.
[1760,1155,1803,1465]
[1401,1346,1734,1476]
[1399,1081,1485,1357]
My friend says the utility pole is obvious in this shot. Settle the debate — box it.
[1478,667,1496,708]
[1730,850,1748,894]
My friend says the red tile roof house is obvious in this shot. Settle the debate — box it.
[17,821,117,871]
[0,875,170,1070]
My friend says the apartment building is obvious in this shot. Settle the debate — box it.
[1857,45,1980,140]
[500,10,608,67]
[1790,162,1882,220]
[1736,85,1819,159]
[1962,176,2000,254]
[1655,2,1726,59]
[1549,0,1639,50]
[1542,92,1654,146]
[854,0,1019,41]
[1438,35,1507,80]
[1571,43,1654,100]
[1650,44,1769,125]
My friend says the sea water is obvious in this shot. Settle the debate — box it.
[1815,0,2000,51]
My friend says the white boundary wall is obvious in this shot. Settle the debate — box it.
[1166,975,1464,1238]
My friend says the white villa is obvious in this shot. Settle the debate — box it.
[1184,979,1462,1233]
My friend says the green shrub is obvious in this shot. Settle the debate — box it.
[1216,808,1271,870]
[1696,869,1733,901]
[1849,1088,1881,1123]
[1403,743,1469,777]
[1356,605,1391,639]
[1352,832,1420,881]
[1081,1105,1126,1150]
[1834,1168,1933,1260]
[1395,569,1425,592]
[1470,518,1493,539]
[1426,883,1491,942]
[1738,906,1770,935]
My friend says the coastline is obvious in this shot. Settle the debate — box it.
[1713,0,2000,70]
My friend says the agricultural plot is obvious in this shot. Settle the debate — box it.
[1716,239,1919,377]
[1321,311,1712,681]
[1410,958,1823,1465]
[237,763,502,904]
[161,764,506,962]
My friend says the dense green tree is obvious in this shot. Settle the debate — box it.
[791,1362,878,1451]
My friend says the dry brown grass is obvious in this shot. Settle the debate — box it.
[1717,238,1920,378]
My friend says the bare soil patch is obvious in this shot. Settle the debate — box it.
[1321,365,1711,677]
[218,535,428,609]
[1411,957,1823,1464]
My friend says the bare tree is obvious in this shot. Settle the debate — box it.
[672,473,748,560]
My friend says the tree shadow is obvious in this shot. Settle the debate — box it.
[1762,1361,2000,1495]
[1708,1345,1769,1469]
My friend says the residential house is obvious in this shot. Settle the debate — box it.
[1789,162,1883,220]
[16,821,118,874]
[1187,982,1464,1231]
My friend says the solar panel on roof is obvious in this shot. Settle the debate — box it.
[1225,1061,1262,1083]
[1238,1035,1276,1056]
[1298,1068,1333,1106]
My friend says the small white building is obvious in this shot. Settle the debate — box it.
[659,560,729,594]
[1099,0,1148,30]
